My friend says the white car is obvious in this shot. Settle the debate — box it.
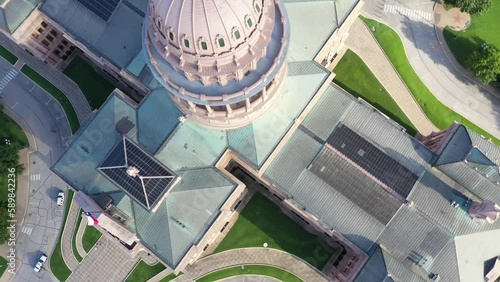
[57,192,65,206]
[34,254,47,272]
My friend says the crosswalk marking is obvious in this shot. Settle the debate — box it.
[30,174,41,181]
[21,227,32,235]
[384,4,432,21]
[0,68,18,93]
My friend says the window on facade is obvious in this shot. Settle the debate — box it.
[41,21,48,28]
[41,40,50,47]
[201,41,208,50]
[38,28,44,33]
[168,31,174,41]
[46,35,54,42]
[246,18,253,28]
[234,30,241,40]
[50,30,58,36]
[184,39,190,48]
[218,38,225,47]
[31,32,39,39]
[53,49,60,56]
[62,40,68,45]
[255,3,261,12]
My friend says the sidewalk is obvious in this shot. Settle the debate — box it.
[345,18,438,135]
[174,248,329,282]
[362,0,500,139]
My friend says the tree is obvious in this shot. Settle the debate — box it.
[455,0,492,15]
[469,45,500,84]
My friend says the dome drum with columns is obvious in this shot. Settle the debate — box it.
[144,0,290,129]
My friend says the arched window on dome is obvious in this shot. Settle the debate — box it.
[245,15,253,28]
[216,35,226,48]
[183,38,190,48]
[199,39,208,50]
[232,27,241,40]
[167,29,175,42]
[254,1,261,13]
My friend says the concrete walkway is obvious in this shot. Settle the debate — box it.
[60,201,81,271]
[75,215,88,257]
[345,18,438,135]
[0,32,92,124]
[362,0,500,139]
[174,248,329,282]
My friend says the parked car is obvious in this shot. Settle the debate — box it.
[57,192,65,206]
[34,254,47,272]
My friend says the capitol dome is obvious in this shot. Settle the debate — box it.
[143,0,290,129]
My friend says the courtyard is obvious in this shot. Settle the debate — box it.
[215,171,336,270]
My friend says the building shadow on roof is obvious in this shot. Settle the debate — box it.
[484,256,498,277]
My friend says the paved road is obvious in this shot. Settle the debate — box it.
[0,56,71,282]
[362,0,500,139]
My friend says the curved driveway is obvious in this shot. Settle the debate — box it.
[0,56,72,282]
[362,0,500,139]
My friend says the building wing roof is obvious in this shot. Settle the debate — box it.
[0,0,40,33]
[41,0,144,68]
[52,91,236,268]
[284,0,359,62]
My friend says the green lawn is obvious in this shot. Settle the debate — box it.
[360,16,500,145]
[215,189,334,270]
[443,0,500,67]
[0,45,17,65]
[196,265,303,282]
[20,65,79,133]
[81,225,102,253]
[50,190,74,282]
[71,210,83,262]
[63,56,115,110]
[333,49,417,136]
[125,260,166,282]
[0,256,8,278]
[158,272,182,282]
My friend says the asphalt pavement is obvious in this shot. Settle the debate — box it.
[0,56,71,282]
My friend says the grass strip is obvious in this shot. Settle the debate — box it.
[0,45,17,65]
[21,65,79,133]
[158,272,182,282]
[360,16,500,145]
[196,265,303,282]
[125,260,166,282]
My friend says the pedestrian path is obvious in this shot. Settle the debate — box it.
[0,67,18,92]
[174,248,328,282]
[384,4,432,21]
[61,200,81,271]
[75,214,88,257]
[345,18,437,135]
